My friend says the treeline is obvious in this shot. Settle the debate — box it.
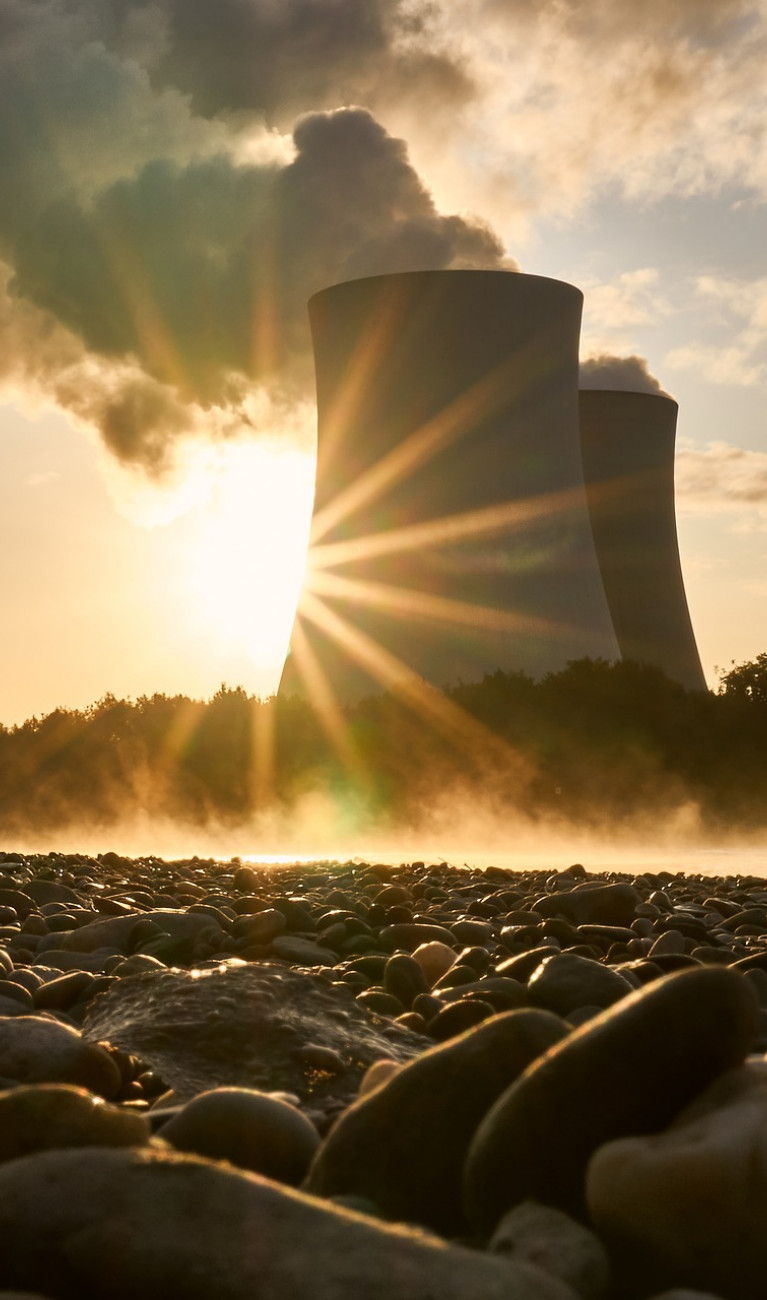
[1,655,766,834]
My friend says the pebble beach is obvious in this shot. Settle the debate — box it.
[1,847,766,1299]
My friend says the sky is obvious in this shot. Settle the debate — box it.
[2,0,767,726]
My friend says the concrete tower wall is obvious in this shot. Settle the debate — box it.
[281,270,618,704]
[579,388,706,692]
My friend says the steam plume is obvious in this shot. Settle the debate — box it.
[0,0,508,473]
[580,354,670,397]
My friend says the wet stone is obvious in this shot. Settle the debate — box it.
[83,962,428,1108]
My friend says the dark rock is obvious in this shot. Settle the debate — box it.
[379,923,457,952]
[232,909,286,945]
[270,936,338,966]
[0,980,34,1010]
[83,962,428,1108]
[355,990,405,1017]
[0,1083,149,1160]
[0,1016,121,1097]
[428,999,496,1041]
[383,954,430,1009]
[527,954,633,1016]
[496,947,561,982]
[307,1008,568,1235]
[0,1146,575,1299]
[159,1086,319,1185]
[533,884,641,929]
[34,972,94,1011]
[439,977,527,1012]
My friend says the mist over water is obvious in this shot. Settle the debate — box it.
[7,792,767,879]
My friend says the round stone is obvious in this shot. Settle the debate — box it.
[490,1201,611,1300]
[464,966,758,1232]
[0,1146,579,1299]
[0,1016,121,1098]
[411,941,457,986]
[0,1083,149,1161]
[159,1086,320,1186]
[586,1060,767,1300]
[526,954,633,1016]
[307,1008,568,1235]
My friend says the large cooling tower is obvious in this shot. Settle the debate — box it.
[281,270,619,704]
[579,388,705,691]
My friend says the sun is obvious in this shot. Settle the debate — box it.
[184,440,315,689]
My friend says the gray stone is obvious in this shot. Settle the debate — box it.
[643,1293,728,1300]
[0,1146,579,1299]
[0,1016,121,1098]
[307,1009,568,1235]
[159,1086,319,1185]
[527,954,633,1015]
[490,1201,610,1300]
[586,1060,767,1300]
[464,966,758,1232]
[0,1083,149,1160]
[83,962,428,1108]
[533,884,641,928]
[270,935,339,965]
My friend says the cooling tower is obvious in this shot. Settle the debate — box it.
[579,388,706,692]
[281,270,619,704]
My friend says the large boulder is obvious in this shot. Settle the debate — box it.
[83,962,428,1111]
[0,1146,578,1300]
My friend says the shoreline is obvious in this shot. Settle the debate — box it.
[1,849,767,1296]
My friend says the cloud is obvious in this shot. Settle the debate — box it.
[12,108,504,412]
[579,354,669,396]
[125,0,473,123]
[676,439,767,525]
[429,0,767,227]
[4,0,767,483]
[575,268,674,372]
[667,275,767,387]
[0,0,508,475]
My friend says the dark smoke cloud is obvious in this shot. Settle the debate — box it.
[6,108,506,469]
[579,354,670,397]
[0,0,508,472]
[140,0,473,122]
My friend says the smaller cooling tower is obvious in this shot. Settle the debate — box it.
[579,388,706,691]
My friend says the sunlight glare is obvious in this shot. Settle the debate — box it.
[185,440,315,684]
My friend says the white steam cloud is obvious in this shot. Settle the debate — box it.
[579,354,669,396]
